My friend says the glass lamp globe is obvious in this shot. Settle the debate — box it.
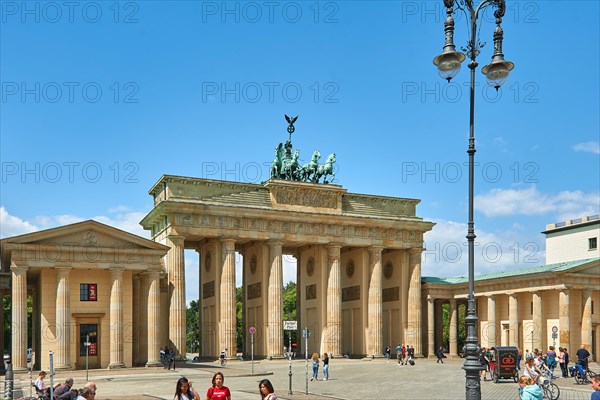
[482,58,514,90]
[433,51,466,82]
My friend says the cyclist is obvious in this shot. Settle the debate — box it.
[518,376,543,400]
[220,349,228,366]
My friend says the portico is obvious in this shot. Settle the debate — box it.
[140,176,434,358]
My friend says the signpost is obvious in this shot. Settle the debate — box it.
[284,321,297,395]
[249,326,256,374]
[551,326,558,348]
[303,327,310,395]
[49,351,55,400]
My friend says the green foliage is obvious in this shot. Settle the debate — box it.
[442,302,466,352]
[186,300,199,353]
[283,281,297,346]
[236,287,243,352]
[3,296,10,354]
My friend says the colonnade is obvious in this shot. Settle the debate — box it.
[426,289,597,359]
[165,236,424,358]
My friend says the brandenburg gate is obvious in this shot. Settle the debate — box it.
[140,119,434,359]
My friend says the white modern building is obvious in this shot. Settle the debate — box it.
[544,215,600,264]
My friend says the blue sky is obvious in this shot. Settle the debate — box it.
[1,1,599,302]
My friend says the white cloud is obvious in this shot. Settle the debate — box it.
[0,206,39,238]
[475,186,600,220]
[422,218,546,279]
[0,206,150,239]
[572,141,600,154]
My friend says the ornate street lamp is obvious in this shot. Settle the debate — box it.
[433,1,514,399]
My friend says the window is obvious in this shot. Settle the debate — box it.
[80,324,98,356]
[589,237,598,250]
[80,284,97,301]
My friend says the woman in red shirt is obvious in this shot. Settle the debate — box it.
[206,372,231,400]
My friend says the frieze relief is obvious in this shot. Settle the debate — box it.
[383,287,399,302]
[247,282,261,300]
[203,280,215,299]
[306,284,317,300]
[342,285,360,302]
[169,213,422,247]
[275,190,338,209]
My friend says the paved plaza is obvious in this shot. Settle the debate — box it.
[4,357,597,400]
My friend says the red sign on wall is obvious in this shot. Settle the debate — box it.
[88,284,97,301]
[89,342,97,356]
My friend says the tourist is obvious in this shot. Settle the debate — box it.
[174,377,200,400]
[591,375,600,400]
[53,378,74,399]
[395,343,402,364]
[385,345,391,363]
[523,357,539,383]
[35,371,50,397]
[322,353,329,381]
[258,379,277,400]
[516,347,522,370]
[169,347,177,370]
[518,376,543,400]
[546,346,557,374]
[77,387,95,400]
[206,372,231,400]
[311,353,320,381]
[479,347,489,380]
[576,345,591,370]
[562,348,570,378]
[436,346,445,364]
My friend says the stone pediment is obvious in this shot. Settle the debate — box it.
[1,220,169,270]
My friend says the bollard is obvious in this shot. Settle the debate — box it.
[4,357,13,400]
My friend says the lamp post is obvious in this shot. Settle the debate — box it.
[433,1,514,399]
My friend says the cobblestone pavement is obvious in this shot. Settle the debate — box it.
[3,358,597,400]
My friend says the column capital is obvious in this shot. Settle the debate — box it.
[408,247,423,255]
[487,294,496,300]
[328,243,342,261]
[427,295,435,303]
[267,240,284,247]
[220,238,236,250]
[55,266,72,271]
[167,235,185,246]
[10,263,28,273]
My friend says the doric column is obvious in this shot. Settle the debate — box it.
[326,243,342,356]
[581,290,593,351]
[559,290,570,350]
[11,264,28,370]
[427,296,435,358]
[109,267,125,368]
[435,301,443,352]
[486,295,496,348]
[367,247,383,356]
[195,248,202,356]
[449,299,458,356]
[267,241,284,358]
[167,235,186,358]
[132,274,140,365]
[139,273,149,364]
[407,248,422,356]
[508,293,519,347]
[532,291,542,351]
[146,269,162,367]
[220,239,237,357]
[55,267,72,369]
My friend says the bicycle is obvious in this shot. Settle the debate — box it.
[538,375,560,400]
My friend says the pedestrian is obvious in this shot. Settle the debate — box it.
[385,345,391,363]
[591,374,600,400]
[169,347,176,370]
[401,344,407,365]
[517,347,522,370]
[407,346,415,365]
[310,353,319,381]
[479,348,488,380]
[259,379,277,400]
[576,344,590,369]
[206,372,231,400]
[35,371,49,395]
[322,353,329,381]
[525,349,531,361]
[563,347,570,378]
[546,346,557,374]
[77,387,95,400]
[436,346,445,364]
[54,378,74,399]
[489,347,497,375]
[174,377,200,400]
[395,343,402,365]
[518,376,543,400]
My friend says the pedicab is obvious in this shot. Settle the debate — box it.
[492,346,519,383]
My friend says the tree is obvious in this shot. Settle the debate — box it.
[186,300,199,353]
[283,281,297,346]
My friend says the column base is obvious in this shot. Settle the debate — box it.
[12,365,29,372]
[108,362,126,369]
[54,364,73,371]
[145,361,163,368]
